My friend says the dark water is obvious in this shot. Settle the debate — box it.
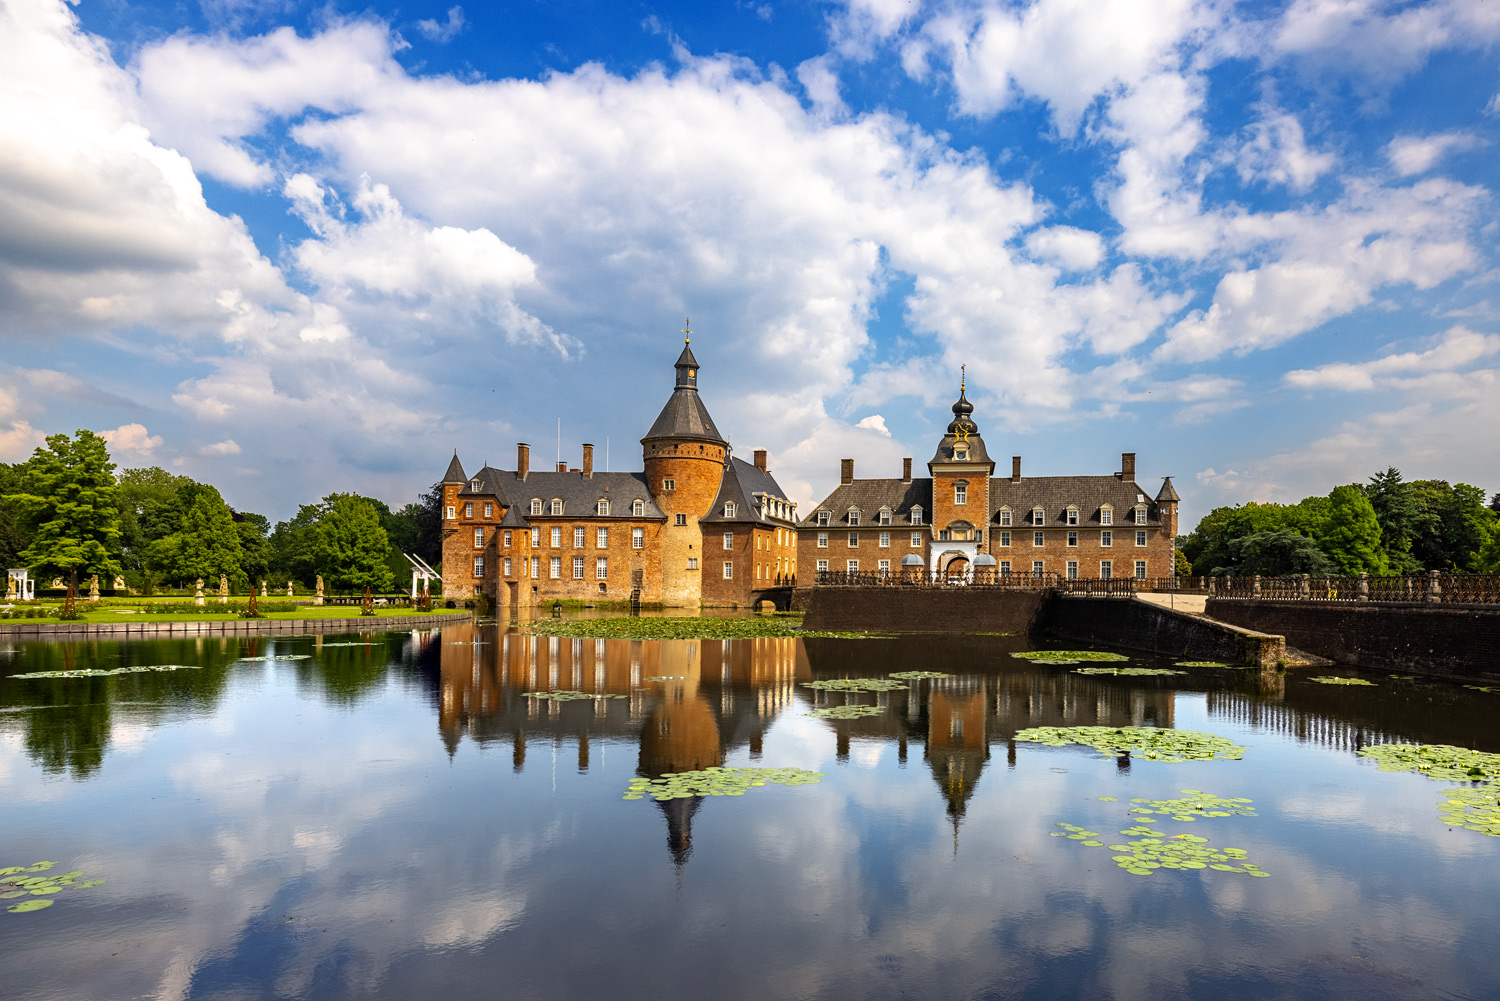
[2,622,1498,1001]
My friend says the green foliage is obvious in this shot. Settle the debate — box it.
[313,494,395,592]
[1173,547,1192,577]
[1408,480,1495,571]
[1319,485,1388,575]
[149,485,243,586]
[518,614,881,640]
[0,462,28,572]
[234,512,271,584]
[4,430,122,585]
[117,466,199,591]
[1365,467,1422,573]
[1180,500,1327,575]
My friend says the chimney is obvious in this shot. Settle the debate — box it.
[1011,456,1022,483]
[753,449,767,473]
[517,443,530,481]
[582,443,594,479]
[558,461,568,473]
[902,457,912,483]
[840,458,854,485]
[1121,452,1136,481]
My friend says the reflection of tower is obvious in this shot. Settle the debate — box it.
[637,640,723,870]
[641,337,728,607]
[660,795,702,869]
[924,682,990,831]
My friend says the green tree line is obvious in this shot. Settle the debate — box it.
[1179,467,1500,577]
[1,430,444,594]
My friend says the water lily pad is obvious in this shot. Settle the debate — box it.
[1012,651,1130,662]
[12,665,206,679]
[1307,676,1375,686]
[1072,667,1186,677]
[805,704,887,720]
[888,671,951,680]
[801,678,909,692]
[522,690,627,701]
[1118,792,1257,819]
[1356,743,1500,783]
[7,899,53,913]
[1014,726,1245,762]
[1053,821,1268,877]
[1175,661,1231,668]
[623,766,824,801]
[1436,786,1500,837]
[1463,685,1499,694]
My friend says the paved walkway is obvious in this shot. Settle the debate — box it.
[1133,592,1208,615]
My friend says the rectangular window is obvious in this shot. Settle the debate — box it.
[551,526,562,548]
[596,527,609,549]
[879,511,891,525]
[1136,531,1147,547]
[503,557,512,577]
[848,532,859,547]
[1066,560,1078,579]
[817,532,828,548]
[1032,560,1045,578]
[1134,560,1147,580]
[549,557,561,579]
[1032,506,1044,524]
[531,527,540,547]
[878,559,890,575]
[723,562,733,579]
[572,557,585,579]
[662,478,675,491]
[847,559,859,573]
[1000,531,1011,547]
[446,505,455,519]
[724,532,734,550]
[596,558,608,579]
[1101,509,1112,526]
[632,527,644,549]
[483,503,493,518]
[675,513,687,526]
[464,502,473,517]
[503,530,512,548]
[1067,509,1078,525]
[531,556,539,579]
[687,558,698,570]
[910,532,922,547]
[879,532,890,548]
[1000,510,1011,526]
[816,559,828,572]
[1067,531,1077,547]
[551,500,563,516]
[474,527,484,547]
[999,560,1011,577]
[531,500,543,516]
[574,526,586,548]
[1101,530,1112,548]
[911,508,923,525]
[473,556,484,577]
[1033,531,1044,547]
[849,511,860,526]
[955,484,967,505]
[817,511,830,526]
[1100,560,1112,579]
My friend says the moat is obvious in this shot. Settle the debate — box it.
[3,619,1498,1001]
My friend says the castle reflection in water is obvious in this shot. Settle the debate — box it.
[424,622,1177,865]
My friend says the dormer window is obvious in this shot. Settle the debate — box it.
[1135,503,1148,524]
[551,499,563,516]
[910,506,923,525]
[879,508,891,525]
[848,508,861,526]
[817,510,830,526]
[954,480,968,505]
[954,445,968,460]
[632,499,645,516]
[724,502,736,517]
[1032,506,1045,525]
[1100,506,1113,526]
[530,499,543,516]
[471,480,480,492]
[999,507,1012,526]
[1066,506,1079,525]
[597,500,610,517]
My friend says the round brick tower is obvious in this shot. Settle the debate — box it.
[642,340,728,607]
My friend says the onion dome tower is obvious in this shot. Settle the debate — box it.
[642,322,729,606]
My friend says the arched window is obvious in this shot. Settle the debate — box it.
[632,499,645,517]
[530,499,543,516]
[597,499,610,516]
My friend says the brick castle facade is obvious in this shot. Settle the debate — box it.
[796,378,1180,582]
[440,341,799,609]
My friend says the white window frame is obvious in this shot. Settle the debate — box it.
[530,499,542,516]
[597,499,610,516]
[1136,530,1148,547]
[723,562,733,579]
[662,478,675,491]
[879,532,890,548]
[596,527,609,548]
[1134,560,1147,580]
[530,527,540,547]
[473,556,484,577]
[816,559,828,573]
[848,532,859,547]
[847,559,859,573]
[687,557,699,570]
[910,532,922,547]
[549,557,561,579]
[531,556,540,579]
[848,508,861,526]
[954,482,967,505]
[551,526,562,548]
[1032,506,1044,524]
[474,528,484,547]
[464,502,473,517]
[675,513,687,526]
[817,510,830,526]
[1101,530,1112,548]
[573,557,585,579]
[1067,531,1077,547]
[574,526,586,548]
[724,502,736,517]
[596,558,608,580]
[1066,560,1078,580]
[879,508,891,525]
[999,560,1011,577]
[631,527,644,549]
[1000,531,1011,547]
[446,505,455,519]
[817,532,828,548]
[1032,560,1045,578]
[1100,560,1112,579]
[1135,504,1148,524]
[484,502,493,518]
[911,506,923,525]
[550,499,563,516]
[503,557,512,577]
[1033,531,1044,547]
[503,530,512,548]
[1066,506,1079,525]
[999,508,1012,526]
[878,559,890,576]
[723,532,734,550]
[632,499,645,516]
[1100,506,1113,526]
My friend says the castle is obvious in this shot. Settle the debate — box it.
[796,377,1180,582]
[440,340,800,609]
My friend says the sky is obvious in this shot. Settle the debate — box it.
[2,0,1497,529]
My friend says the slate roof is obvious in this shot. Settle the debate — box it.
[990,476,1162,527]
[928,433,994,467]
[458,467,665,520]
[700,456,798,527]
[798,479,934,529]
[1156,477,1181,503]
[642,386,725,443]
[441,452,467,484]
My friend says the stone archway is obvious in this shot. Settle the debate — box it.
[943,555,970,582]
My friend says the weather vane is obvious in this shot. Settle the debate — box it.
[961,363,966,392]
[683,317,691,345]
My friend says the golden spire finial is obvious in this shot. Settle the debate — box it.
[683,317,691,345]
[961,363,966,393]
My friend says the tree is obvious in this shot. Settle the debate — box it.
[270,503,322,587]
[1319,485,1388,575]
[1181,498,1328,576]
[313,494,394,592]
[1365,467,1421,574]
[117,466,200,591]
[150,485,243,587]
[234,512,272,586]
[0,462,29,573]
[3,430,122,588]
[1213,530,1336,577]
[1409,480,1492,571]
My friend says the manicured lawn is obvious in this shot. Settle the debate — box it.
[2,605,466,624]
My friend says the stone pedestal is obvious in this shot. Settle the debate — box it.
[194,578,205,607]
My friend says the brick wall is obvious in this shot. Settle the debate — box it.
[501,519,664,605]
[989,526,1170,580]
[1205,600,1500,680]
[800,586,1049,634]
[644,445,725,607]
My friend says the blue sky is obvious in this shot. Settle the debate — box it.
[2,0,1497,527]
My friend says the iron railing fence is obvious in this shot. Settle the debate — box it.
[810,570,1500,604]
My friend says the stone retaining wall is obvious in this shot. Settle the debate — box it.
[0,612,468,638]
[1205,599,1500,680]
[799,585,1049,635]
[1043,596,1284,667]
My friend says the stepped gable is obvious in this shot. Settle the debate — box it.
[642,341,726,444]
[489,470,664,520]
[989,475,1163,526]
[701,456,797,526]
[798,479,933,528]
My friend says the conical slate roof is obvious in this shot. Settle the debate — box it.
[643,342,725,444]
[441,451,467,484]
[1156,477,1181,502]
